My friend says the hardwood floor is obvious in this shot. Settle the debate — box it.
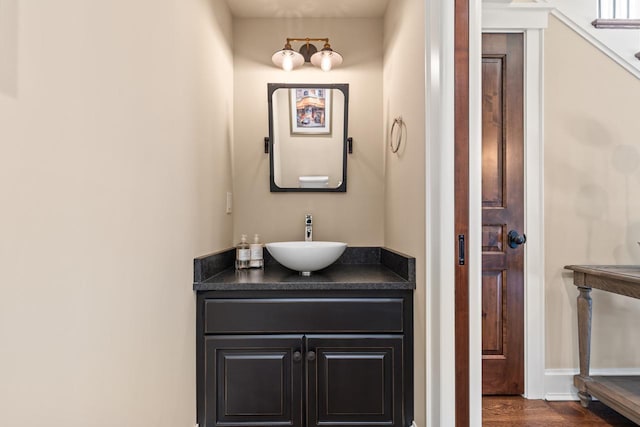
[483,396,638,426]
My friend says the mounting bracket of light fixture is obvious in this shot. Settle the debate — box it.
[271,37,343,72]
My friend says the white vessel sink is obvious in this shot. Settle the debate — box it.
[265,241,347,275]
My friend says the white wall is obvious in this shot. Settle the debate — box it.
[232,18,384,245]
[383,0,426,425]
[0,0,234,425]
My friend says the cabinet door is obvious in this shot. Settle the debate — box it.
[204,335,303,427]
[306,335,404,427]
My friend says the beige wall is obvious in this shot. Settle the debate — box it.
[545,15,640,369]
[0,0,234,426]
[232,18,384,244]
[383,0,426,425]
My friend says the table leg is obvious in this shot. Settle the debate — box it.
[575,286,593,407]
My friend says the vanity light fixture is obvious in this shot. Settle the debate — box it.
[272,38,343,72]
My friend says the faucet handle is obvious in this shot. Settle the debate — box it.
[305,214,312,225]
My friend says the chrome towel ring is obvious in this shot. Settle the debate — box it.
[390,116,405,153]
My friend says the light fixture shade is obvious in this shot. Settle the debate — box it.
[272,48,304,71]
[310,47,343,72]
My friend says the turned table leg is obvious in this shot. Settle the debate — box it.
[575,286,593,407]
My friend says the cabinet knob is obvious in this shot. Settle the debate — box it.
[293,351,302,362]
[306,350,316,361]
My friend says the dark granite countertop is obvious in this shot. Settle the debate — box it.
[193,247,416,291]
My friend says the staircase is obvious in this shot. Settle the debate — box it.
[537,0,640,78]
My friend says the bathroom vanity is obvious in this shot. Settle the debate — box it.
[193,247,415,427]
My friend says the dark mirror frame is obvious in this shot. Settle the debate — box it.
[268,83,349,192]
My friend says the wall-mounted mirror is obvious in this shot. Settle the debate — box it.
[268,83,349,192]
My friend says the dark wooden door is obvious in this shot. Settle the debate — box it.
[481,33,525,395]
[306,335,404,427]
[204,335,303,427]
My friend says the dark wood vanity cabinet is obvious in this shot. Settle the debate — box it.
[307,334,404,427]
[196,290,413,427]
[204,335,303,426]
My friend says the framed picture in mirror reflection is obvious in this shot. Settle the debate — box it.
[290,88,332,135]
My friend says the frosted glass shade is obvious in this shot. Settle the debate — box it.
[272,49,304,71]
[310,49,343,71]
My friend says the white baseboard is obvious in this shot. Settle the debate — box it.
[544,369,580,400]
[544,368,640,401]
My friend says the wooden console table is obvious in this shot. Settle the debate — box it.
[565,265,640,424]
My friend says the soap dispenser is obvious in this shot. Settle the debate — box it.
[235,234,250,270]
[249,234,264,269]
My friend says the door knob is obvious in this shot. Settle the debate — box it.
[293,351,302,362]
[507,230,527,249]
[306,350,316,361]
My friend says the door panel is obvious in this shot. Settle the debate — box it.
[482,33,525,395]
[306,335,403,427]
[482,57,506,208]
[482,270,504,356]
[204,335,303,427]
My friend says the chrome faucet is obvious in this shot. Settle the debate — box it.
[305,214,312,242]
